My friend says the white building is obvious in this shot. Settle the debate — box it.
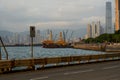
[35,30,41,44]
[86,21,104,39]
[87,24,92,38]
[91,22,97,38]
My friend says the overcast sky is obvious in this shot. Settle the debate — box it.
[0,0,115,32]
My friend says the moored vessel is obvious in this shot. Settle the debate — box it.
[42,31,72,48]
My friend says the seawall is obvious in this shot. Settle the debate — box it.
[73,43,120,52]
[73,44,106,51]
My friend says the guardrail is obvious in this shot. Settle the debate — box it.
[0,53,120,73]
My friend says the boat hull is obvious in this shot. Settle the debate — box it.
[42,43,73,48]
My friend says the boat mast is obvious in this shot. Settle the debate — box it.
[49,30,53,41]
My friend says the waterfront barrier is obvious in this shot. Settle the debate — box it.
[73,44,106,51]
[73,44,120,52]
[0,53,120,73]
[106,45,120,52]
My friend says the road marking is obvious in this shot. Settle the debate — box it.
[103,66,119,70]
[30,76,48,80]
[64,69,94,75]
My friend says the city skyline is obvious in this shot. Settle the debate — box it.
[0,0,114,32]
[0,29,87,45]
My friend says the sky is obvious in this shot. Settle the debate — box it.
[0,0,115,32]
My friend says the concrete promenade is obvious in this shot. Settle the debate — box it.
[0,60,120,80]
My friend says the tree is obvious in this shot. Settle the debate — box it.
[115,30,120,34]
[84,33,120,43]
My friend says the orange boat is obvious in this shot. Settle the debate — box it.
[42,31,72,48]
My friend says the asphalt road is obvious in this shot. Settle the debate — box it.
[0,60,120,80]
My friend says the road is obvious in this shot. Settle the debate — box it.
[0,60,120,80]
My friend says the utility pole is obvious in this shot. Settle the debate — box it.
[30,26,35,70]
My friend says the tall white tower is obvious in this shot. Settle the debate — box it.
[87,24,92,38]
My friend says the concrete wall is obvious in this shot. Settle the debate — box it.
[73,44,105,51]
[106,45,120,52]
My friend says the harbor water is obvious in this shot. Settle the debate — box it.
[1,46,106,60]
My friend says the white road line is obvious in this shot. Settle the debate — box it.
[64,69,94,75]
[30,76,48,80]
[103,66,119,70]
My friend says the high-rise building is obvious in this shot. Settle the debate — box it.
[87,24,92,38]
[36,30,41,44]
[91,22,96,38]
[106,1,112,33]
[96,21,102,35]
[115,0,120,31]
[86,21,103,39]
[12,33,20,44]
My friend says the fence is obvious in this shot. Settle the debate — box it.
[0,53,120,73]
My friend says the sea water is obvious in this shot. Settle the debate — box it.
[1,46,106,60]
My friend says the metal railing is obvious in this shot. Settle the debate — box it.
[0,53,120,73]
[0,36,8,60]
